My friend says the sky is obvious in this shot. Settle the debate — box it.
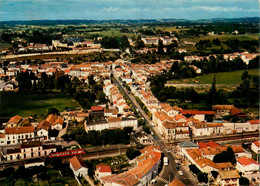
[0,0,259,21]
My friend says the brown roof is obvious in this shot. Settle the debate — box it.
[21,141,42,148]
[230,107,244,116]
[5,126,35,134]
[215,162,234,170]
[36,120,51,131]
[46,114,57,124]
[218,170,240,180]
[212,105,234,111]
[69,156,88,171]
[8,115,22,124]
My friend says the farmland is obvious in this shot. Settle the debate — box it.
[167,69,259,85]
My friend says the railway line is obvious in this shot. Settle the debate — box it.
[0,146,129,169]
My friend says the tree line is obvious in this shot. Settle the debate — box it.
[62,126,133,146]
[16,70,108,109]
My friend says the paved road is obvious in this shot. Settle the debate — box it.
[113,76,196,186]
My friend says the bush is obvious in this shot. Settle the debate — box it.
[126,147,141,160]
[198,172,208,183]
[47,107,59,115]
[189,164,201,175]
[239,177,249,186]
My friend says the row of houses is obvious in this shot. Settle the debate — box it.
[184,51,259,65]
[179,140,260,185]
[112,60,258,141]
[0,141,56,161]
[0,114,64,146]
[100,145,161,186]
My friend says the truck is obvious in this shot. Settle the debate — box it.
[163,157,168,166]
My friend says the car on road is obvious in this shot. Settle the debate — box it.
[166,149,170,152]
[175,160,179,164]
[178,171,183,176]
[176,166,180,170]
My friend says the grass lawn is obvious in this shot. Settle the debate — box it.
[0,92,81,117]
[0,42,12,51]
[167,69,259,85]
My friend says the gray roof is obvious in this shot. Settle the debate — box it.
[178,141,199,148]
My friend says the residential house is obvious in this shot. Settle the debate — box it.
[100,146,161,186]
[4,115,23,127]
[69,156,88,177]
[212,105,234,116]
[2,141,56,161]
[251,141,260,154]
[95,163,112,179]
[4,126,35,145]
[236,156,260,174]
[192,123,223,137]
[216,170,240,186]
[36,120,51,140]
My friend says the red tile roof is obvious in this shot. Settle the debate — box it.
[198,142,209,148]
[91,106,104,112]
[230,107,244,116]
[96,163,112,173]
[253,141,260,147]
[237,156,259,166]
[207,141,220,148]
[248,120,259,124]
[180,109,215,115]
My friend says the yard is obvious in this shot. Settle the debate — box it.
[167,69,259,85]
[0,91,81,118]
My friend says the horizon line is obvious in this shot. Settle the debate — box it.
[0,16,258,23]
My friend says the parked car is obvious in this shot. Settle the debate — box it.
[178,171,183,176]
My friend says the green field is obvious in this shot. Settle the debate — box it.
[0,92,81,117]
[181,34,259,53]
[167,69,259,85]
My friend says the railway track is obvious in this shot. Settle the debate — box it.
[193,132,259,143]
[0,146,129,169]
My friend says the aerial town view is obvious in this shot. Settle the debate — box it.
[0,0,259,185]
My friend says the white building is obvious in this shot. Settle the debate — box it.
[2,141,56,161]
[69,156,88,177]
[85,116,138,132]
[251,141,260,154]
[95,163,112,179]
[4,126,35,146]
[236,156,260,174]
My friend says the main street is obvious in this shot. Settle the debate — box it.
[113,76,197,186]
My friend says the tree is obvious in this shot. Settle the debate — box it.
[126,147,141,160]
[197,172,208,183]
[143,125,151,134]
[239,177,249,186]
[47,107,59,115]
[213,147,236,165]
[97,91,107,104]
[206,74,217,108]
[157,39,164,54]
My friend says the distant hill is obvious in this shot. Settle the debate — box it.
[0,17,259,26]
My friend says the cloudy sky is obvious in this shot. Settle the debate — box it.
[0,0,258,21]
